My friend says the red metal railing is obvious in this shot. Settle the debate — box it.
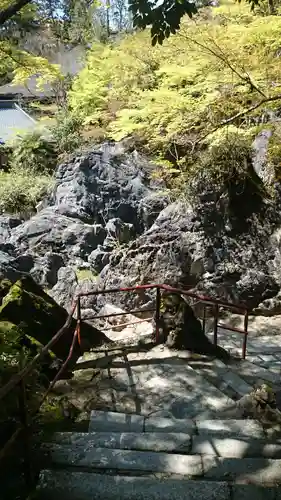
[0,282,249,496]
[76,283,249,358]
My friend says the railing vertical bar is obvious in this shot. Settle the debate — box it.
[18,350,33,490]
[242,310,249,359]
[155,287,161,344]
[202,304,206,334]
[213,304,219,346]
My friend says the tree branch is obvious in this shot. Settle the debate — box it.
[178,32,267,99]
[196,93,281,147]
[0,0,32,26]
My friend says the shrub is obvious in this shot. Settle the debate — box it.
[52,110,84,154]
[0,169,53,215]
[10,131,58,175]
[197,128,254,183]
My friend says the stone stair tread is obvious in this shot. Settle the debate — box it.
[195,419,265,438]
[227,359,279,385]
[44,445,204,475]
[42,443,281,483]
[89,410,145,432]
[44,434,281,459]
[37,470,281,500]
[43,431,192,453]
[144,416,195,433]
[191,436,281,458]
[89,410,196,433]
[87,412,265,437]
[36,470,232,500]
[187,359,253,398]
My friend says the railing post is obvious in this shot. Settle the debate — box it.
[77,296,81,347]
[155,287,161,344]
[213,304,219,346]
[18,350,33,491]
[242,310,249,359]
[202,304,206,334]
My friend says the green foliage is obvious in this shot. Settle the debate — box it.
[69,3,281,166]
[0,169,53,215]
[0,39,62,88]
[128,0,198,45]
[52,109,84,154]
[10,131,58,174]
[195,129,254,185]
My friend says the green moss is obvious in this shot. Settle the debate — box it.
[1,282,23,308]
[267,126,281,182]
[76,269,97,282]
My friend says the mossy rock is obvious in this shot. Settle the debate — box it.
[0,275,110,366]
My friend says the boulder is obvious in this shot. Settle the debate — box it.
[88,246,110,273]
[0,275,110,364]
[0,216,22,245]
[3,143,168,286]
[8,207,106,264]
[0,250,23,283]
[49,142,168,231]
[105,218,135,246]
[99,172,281,312]
[252,129,273,184]
[49,267,78,311]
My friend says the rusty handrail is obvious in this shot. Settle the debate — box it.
[0,283,249,405]
[0,301,77,402]
[78,283,249,314]
[0,300,78,486]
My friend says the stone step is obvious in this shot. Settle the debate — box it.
[36,471,233,500]
[36,470,280,500]
[43,444,204,475]
[88,410,145,432]
[44,432,192,453]
[187,358,253,399]
[43,433,281,459]
[41,443,281,483]
[191,436,281,458]
[88,411,264,437]
[227,359,280,386]
[195,418,265,438]
[88,410,195,433]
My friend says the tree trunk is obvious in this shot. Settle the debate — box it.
[156,291,230,361]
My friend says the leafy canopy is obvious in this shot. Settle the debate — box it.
[0,0,267,44]
[69,2,281,159]
[0,1,63,89]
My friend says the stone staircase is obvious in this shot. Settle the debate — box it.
[35,323,281,499]
[37,410,281,499]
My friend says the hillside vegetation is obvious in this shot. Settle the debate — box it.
[3,0,281,214]
[68,0,281,185]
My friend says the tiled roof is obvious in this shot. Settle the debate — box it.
[0,101,36,143]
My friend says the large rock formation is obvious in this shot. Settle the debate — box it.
[2,140,281,315]
[0,143,168,286]
[98,166,281,313]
